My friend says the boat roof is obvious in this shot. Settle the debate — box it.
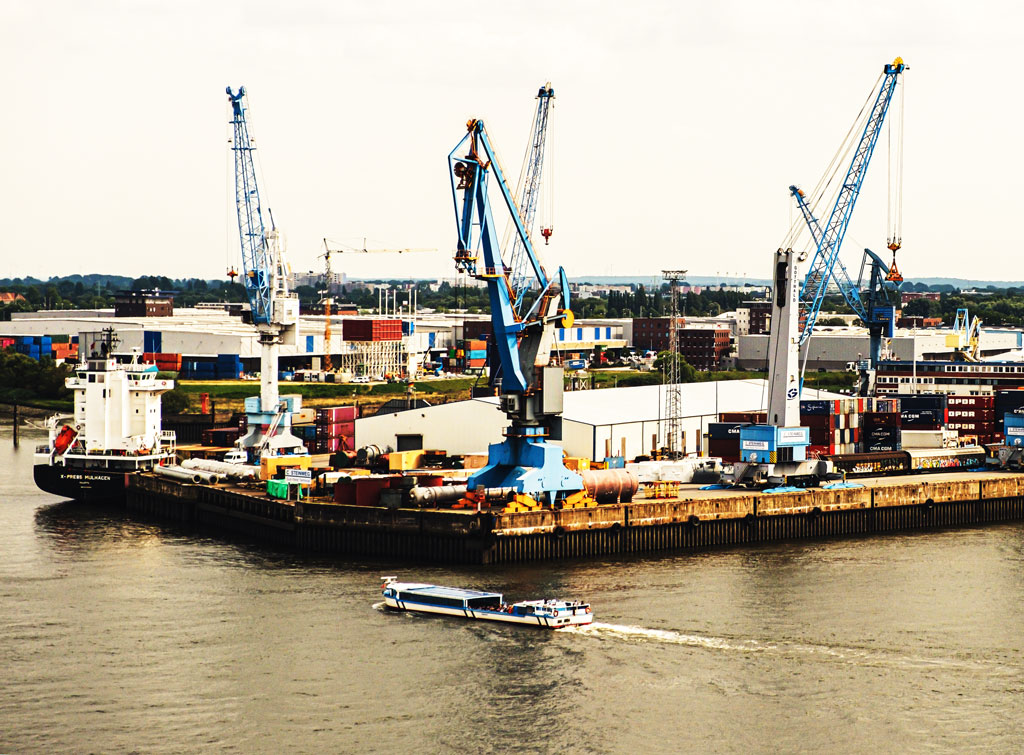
[392,582,502,600]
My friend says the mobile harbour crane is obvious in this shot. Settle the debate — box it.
[729,58,908,487]
[226,86,305,460]
[448,91,591,512]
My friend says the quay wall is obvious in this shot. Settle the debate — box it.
[126,473,1024,564]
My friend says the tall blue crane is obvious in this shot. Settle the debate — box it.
[796,58,907,349]
[506,83,554,317]
[226,86,301,456]
[227,86,273,326]
[449,118,585,510]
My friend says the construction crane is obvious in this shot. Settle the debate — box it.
[730,58,908,487]
[449,117,588,511]
[319,239,435,372]
[505,83,555,317]
[226,86,304,458]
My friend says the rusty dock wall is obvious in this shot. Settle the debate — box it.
[126,473,1024,564]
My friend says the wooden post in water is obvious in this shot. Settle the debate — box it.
[12,403,18,448]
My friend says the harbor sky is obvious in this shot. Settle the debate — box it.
[3,1,1021,281]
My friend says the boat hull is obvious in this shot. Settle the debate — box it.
[33,463,127,503]
[383,596,593,628]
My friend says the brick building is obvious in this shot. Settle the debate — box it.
[632,317,674,352]
[678,327,732,370]
[745,300,771,335]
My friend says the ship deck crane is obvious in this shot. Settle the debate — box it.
[731,58,907,487]
[226,86,303,458]
[449,114,588,512]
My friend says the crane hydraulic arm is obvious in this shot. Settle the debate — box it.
[797,58,907,346]
[448,117,582,508]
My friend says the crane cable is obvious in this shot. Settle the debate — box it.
[779,72,884,253]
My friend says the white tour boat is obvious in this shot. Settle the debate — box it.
[381,577,593,629]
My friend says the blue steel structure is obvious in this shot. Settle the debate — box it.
[796,58,907,349]
[449,118,582,506]
[507,84,555,317]
[791,185,900,368]
[227,86,273,326]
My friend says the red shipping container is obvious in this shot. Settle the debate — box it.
[801,414,838,430]
[806,444,836,457]
[707,438,740,462]
[343,318,402,342]
[317,421,355,438]
[317,406,358,422]
[719,411,767,423]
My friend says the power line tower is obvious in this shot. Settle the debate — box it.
[662,269,687,457]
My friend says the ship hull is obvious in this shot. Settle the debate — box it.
[33,463,127,503]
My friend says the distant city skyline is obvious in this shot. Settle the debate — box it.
[4,1,1021,283]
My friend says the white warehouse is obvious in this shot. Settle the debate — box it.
[355,379,845,461]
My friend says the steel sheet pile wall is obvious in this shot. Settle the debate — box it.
[127,472,1024,564]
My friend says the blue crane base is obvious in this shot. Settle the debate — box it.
[468,431,584,505]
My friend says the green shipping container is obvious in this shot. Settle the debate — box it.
[50,334,70,343]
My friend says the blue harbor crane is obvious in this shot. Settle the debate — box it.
[226,86,303,458]
[448,113,590,511]
[729,58,907,487]
[794,57,907,350]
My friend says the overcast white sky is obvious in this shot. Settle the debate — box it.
[2,1,1020,283]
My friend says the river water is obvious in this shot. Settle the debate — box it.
[3,429,1023,753]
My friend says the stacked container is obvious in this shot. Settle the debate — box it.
[707,422,747,461]
[216,353,243,379]
[861,399,902,452]
[800,399,863,456]
[343,319,402,341]
[995,389,1024,440]
[895,394,948,431]
[314,406,357,453]
[180,358,217,380]
[947,395,996,444]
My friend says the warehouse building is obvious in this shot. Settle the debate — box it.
[355,379,845,461]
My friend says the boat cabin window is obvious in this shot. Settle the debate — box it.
[466,596,500,609]
[399,592,464,608]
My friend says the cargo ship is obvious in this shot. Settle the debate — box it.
[34,332,177,502]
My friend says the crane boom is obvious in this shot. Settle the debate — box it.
[507,84,554,316]
[798,58,907,344]
[227,86,273,326]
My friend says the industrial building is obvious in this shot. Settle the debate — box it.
[736,327,1023,371]
[354,379,845,461]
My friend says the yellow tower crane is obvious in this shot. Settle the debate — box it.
[319,239,436,372]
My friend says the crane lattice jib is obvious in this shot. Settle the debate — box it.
[449,120,560,394]
[227,86,272,326]
[790,185,868,323]
[798,59,905,345]
[507,85,554,316]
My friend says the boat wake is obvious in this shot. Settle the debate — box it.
[561,622,1020,674]
[560,622,763,653]
[371,601,388,612]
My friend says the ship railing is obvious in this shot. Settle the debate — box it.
[159,430,177,453]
